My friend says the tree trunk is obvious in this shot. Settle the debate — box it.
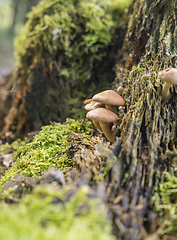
[10,0,40,35]
[109,0,177,238]
[9,0,19,35]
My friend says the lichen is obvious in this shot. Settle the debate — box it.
[0,118,93,187]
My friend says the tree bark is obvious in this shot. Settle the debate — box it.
[110,0,177,238]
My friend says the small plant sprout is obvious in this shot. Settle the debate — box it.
[158,68,177,99]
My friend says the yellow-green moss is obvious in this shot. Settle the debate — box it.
[14,0,130,82]
[0,185,116,240]
[153,170,177,234]
[0,118,93,187]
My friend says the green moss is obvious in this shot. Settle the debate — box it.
[0,185,116,240]
[14,0,130,82]
[0,118,93,187]
[153,170,177,234]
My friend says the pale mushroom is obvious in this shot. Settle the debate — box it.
[86,108,119,143]
[116,86,124,96]
[158,68,177,99]
[84,101,105,111]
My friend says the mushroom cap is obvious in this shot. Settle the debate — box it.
[116,86,124,95]
[158,68,177,84]
[86,108,119,123]
[84,101,105,111]
[92,90,125,106]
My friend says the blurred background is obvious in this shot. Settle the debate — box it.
[0,0,40,80]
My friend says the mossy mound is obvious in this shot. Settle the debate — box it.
[0,118,93,186]
[15,0,129,78]
[14,0,130,87]
[154,170,177,235]
[0,184,116,240]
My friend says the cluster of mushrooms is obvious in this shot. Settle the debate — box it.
[83,68,176,143]
[84,89,125,143]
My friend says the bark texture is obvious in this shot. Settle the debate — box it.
[110,0,177,239]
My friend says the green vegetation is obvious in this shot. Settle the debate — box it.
[0,184,115,240]
[14,0,130,82]
[0,118,93,187]
[154,170,177,234]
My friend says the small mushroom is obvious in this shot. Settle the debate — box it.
[86,108,119,143]
[158,68,177,99]
[116,86,124,96]
[84,101,105,111]
[84,100,105,130]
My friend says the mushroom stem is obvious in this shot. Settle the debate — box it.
[99,122,115,143]
[92,120,102,131]
[105,104,115,113]
[161,82,172,99]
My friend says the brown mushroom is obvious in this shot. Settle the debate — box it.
[86,108,119,143]
[92,90,125,112]
[158,68,177,98]
[92,90,125,128]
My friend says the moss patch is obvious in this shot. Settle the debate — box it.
[0,118,93,187]
[153,170,177,235]
[0,184,116,240]
[14,0,130,82]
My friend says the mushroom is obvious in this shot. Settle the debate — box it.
[116,86,124,96]
[92,90,125,128]
[86,108,119,143]
[84,101,105,111]
[84,100,105,130]
[92,90,125,113]
[158,68,177,99]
